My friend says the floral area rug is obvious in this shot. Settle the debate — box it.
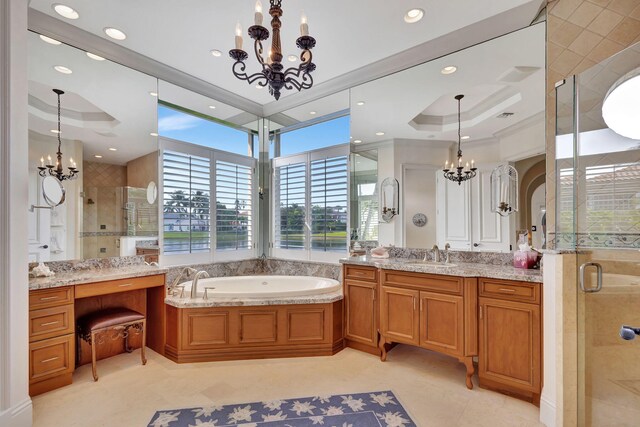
[147,390,416,427]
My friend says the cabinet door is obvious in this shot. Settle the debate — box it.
[419,291,464,356]
[345,280,377,345]
[471,167,511,252]
[436,173,471,250]
[479,297,541,392]
[380,286,419,345]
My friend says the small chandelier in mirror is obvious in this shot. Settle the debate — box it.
[443,94,477,185]
[490,164,518,216]
[37,89,80,181]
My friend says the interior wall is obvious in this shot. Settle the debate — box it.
[127,151,158,188]
[404,168,438,249]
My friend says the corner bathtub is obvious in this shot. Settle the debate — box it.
[164,275,345,363]
[178,275,341,299]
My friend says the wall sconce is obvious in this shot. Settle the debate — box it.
[380,177,399,222]
[490,164,518,217]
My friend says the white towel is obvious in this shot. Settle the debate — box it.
[370,246,389,258]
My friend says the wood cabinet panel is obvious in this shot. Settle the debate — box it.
[419,291,463,356]
[380,286,419,345]
[29,304,74,342]
[479,278,540,304]
[29,286,74,310]
[74,274,165,299]
[29,334,74,383]
[479,297,541,394]
[239,310,278,344]
[344,280,377,346]
[382,270,463,295]
[184,310,230,348]
[287,308,325,342]
[344,265,377,282]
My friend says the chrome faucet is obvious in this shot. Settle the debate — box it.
[432,244,440,263]
[191,270,210,298]
[168,267,197,294]
[444,243,451,264]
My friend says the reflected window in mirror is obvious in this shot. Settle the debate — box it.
[157,84,258,265]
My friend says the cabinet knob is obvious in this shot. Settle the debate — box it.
[39,244,49,249]
[473,243,479,247]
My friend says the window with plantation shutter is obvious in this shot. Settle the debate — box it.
[215,159,254,250]
[274,161,307,250]
[310,155,348,252]
[162,150,211,254]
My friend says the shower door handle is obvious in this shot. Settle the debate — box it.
[579,262,603,293]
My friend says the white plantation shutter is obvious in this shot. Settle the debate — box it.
[274,160,307,250]
[215,158,254,250]
[162,150,211,254]
[310,155,348,252]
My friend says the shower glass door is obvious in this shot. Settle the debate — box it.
[574,42,640,427]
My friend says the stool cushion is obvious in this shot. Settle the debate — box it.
[77,307,145,332]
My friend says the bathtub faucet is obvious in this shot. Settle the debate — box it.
[168,267,197,295]
[191,270,210,299]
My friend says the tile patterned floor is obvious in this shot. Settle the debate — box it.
[32,345,543,427]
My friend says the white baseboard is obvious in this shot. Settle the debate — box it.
[0,398,33,427]
[539,394,556,427]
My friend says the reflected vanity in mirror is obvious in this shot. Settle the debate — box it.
[349,23,546,252]
[27,31,159,262]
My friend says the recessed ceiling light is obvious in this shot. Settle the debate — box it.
[356,101,365,106]
[104,27,127,41]
[40,35,62,45]
[150,132,158,137]
[53,4,79,19]
[210,49,222,57]
[86,52,105,61]
[149,91,158,97]
[94,154,103,159]
[310,111,317,115]
[441,65,457,75]
[375,131,385,136]
[461,135,470,140]
[209,105,216,109]
[50,129,60,134]
[602,70,640,140]
[404,8,424,24]
[354,139,362,144]
[288,55,297,62]
[53,65,72,74]
[108,147,117,151]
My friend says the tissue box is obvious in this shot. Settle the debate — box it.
[513,251,537,269]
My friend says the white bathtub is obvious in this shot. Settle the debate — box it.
[179,275,341,298]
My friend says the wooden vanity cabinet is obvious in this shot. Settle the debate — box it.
[343,265,379,354]
[478,278,542,404]
[379,270,477,389]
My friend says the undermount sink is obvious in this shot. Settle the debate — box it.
[405,260,457,268]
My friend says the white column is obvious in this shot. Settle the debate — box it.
[0,0,33,426]
[540,253,558,427]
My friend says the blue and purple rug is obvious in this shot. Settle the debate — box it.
[147,390,416,427]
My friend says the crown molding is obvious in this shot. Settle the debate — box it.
[27,9,263,117]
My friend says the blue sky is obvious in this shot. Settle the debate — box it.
[280,115,350,156]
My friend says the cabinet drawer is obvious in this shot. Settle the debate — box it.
[74,274,165,299]
[344,265,377,282]
[29,334,74,383]
[382,270,463,295]
[479,279,540,304]
[29,287,74,310]
[29,305,74,342]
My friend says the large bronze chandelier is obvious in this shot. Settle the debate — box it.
[37,89,79,181]
[228,0,316,100]
[443,94,476,185]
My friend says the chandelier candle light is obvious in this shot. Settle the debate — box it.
[443,94,476,185]
[229,0,316,100]
[38,89,79,181]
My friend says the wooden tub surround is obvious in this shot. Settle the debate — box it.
[342,262,543,404]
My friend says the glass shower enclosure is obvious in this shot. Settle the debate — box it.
[554,41,640,426]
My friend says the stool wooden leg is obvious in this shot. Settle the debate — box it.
[90,330,98,381]
[141,319,147,366]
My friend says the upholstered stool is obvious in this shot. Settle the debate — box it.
[76,307,147,381]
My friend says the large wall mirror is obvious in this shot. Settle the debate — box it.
[350,23,546,252]
[28,31,159,262]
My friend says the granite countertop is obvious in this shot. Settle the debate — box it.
[341,256,543,283]
[136,245,160,250]
[165,289,343,308]
[29,265,168,291]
